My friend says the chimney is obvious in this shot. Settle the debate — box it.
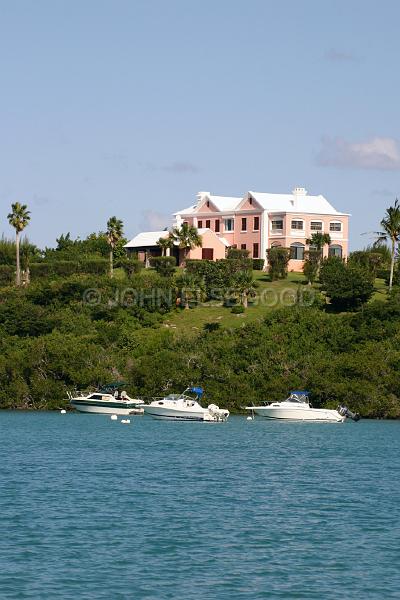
[196,191,210,206]
[291,187,307,207]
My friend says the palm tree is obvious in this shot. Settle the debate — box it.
[156,235,174,256]
[7,202,31,286]
[375,199,400,291]
[175,273,205,309]
[170,223,202,264]
[305,232,331,255]
[106,216,124,277]
[232,271,257,308]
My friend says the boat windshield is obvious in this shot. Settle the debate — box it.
[287,392,310,404]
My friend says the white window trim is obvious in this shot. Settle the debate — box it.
[310,220,323,232]
[291,219,305,231]
[271,219,284,231]
[290,242,305,260]
[329,221,342,232]
[224,218,234,232]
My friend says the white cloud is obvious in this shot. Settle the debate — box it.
[317,136,400,171]
[144,161,200,174]
[140,210,170,231]
[324,49,359,62]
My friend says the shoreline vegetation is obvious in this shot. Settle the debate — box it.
[1,201,400,418]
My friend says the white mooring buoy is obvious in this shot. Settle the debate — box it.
[121,419,130,424]
[110,414,118,421]
[60,409,66,414]
[246,416,253,421]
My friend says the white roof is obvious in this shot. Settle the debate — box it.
[175,189,348,216]
[174,194,242,215]
[249,191,348,215]
[124,228,228,249]
[124,231,169,248]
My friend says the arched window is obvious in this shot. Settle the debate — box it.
[329,245,342,258]
[290,243,305,260]
[271,241,282,247]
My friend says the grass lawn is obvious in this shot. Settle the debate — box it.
[163,272,390,335]
[164,271,309,334]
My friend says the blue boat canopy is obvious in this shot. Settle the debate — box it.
[290,390,310,395]
[190,386,204,397]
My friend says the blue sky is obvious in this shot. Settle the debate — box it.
[0,0,399,249]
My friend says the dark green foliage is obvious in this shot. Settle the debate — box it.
[319,257,374,311]
[0,236,41,266]
[149,256,176,276]
[0,268,400,418]
[252,258,265,270]
[0,265,14,284]
[231,305,245,314]
[348,250,382,278]
[266,246,290,280]
[302,249,320,284]
[29,259,109,278]
[226,247,250,259]
[118,258,143,277]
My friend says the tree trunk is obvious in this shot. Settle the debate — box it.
[389,238,395,291]
[109,248,113,278]
[242,294,248,308]
[16,231,20,286]
[185,296,190,309]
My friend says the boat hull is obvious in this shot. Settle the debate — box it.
[250,407,345,422]
[70,400,144,415]
[143,406,206,421]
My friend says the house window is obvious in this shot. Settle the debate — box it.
[249,198,253,205]
[253,216,260,231]
[330,221,342,232]
[241,244,247,250]
[291,220,304,230]
[183,221,188,226]
[197,220,203,228]
[206,201,210,207]
[224,218,234,231]
[253,243,259,258]
[290,243,305,260]
[215,219,220,233]
[271,219,283,230]
[241,217,247,231]
[310,221,323,231]
[206,220,211,229]
[329,245,343,258]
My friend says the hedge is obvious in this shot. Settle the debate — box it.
[149,256,176,276]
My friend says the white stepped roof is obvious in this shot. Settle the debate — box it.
[175,189,349,216]
[249,191,348,215]
[175,194,242,215]
[124,228,228,248]
[124,231,169,248]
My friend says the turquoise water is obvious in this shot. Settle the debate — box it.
[1,413,399,599]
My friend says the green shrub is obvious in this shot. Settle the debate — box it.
[118,258,143,277]
[231,304,245,314]
[266,247,290,280]
[252,258,264,270]
[226,247,250,259]
[149,256,176,276]
[0,265,14,284]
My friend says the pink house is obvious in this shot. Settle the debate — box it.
[125,187,350,270]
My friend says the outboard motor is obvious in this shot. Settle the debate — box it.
[338,405,361,422]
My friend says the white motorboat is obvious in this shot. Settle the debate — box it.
[246,391,359,422]
[143,387,229,422]
[68,384,145,415]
